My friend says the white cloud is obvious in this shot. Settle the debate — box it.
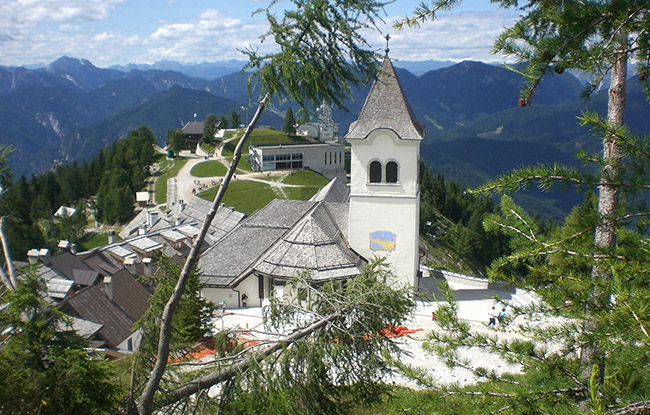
[372,10,518,62]
[3,0,124,25]
[0,3,518,68]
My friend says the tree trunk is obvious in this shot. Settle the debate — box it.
[582,45,627,382]
[0,217,17,290]
[137,94,269,415]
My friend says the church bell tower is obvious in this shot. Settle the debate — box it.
[346,51,425,287]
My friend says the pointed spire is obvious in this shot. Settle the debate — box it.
[384,34,391,56]
[345,55,425,141]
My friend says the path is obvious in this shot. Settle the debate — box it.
[168,136,304,209]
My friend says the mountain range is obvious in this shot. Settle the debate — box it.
[1,56,649,219]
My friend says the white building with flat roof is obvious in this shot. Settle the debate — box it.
[247,142,346,181]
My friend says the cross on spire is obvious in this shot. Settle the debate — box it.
[384,34,391,56]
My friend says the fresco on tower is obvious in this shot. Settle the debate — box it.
[370,231,396,252]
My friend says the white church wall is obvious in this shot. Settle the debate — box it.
[349,130,419,197]
[349,195,420,287]
[349,129,421,288]
[202,287,243,309]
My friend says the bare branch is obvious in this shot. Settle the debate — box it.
[137,93,269,415]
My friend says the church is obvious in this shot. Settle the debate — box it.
[197,55,425,308]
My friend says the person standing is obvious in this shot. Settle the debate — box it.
[488,306,497,326]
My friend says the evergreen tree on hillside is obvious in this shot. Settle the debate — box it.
[0,270,120,413]
[219,114,229,129]
[229,109,241,129]
[203,113,219,144]
[394,1,650,412]
[283,107,297,135]
[166,128,184,156]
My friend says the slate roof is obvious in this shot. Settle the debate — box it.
[58,284,134,348]
[198,199,313,284]
[64,316,103,339]
[251,203,363,281]
[199,195,364,287]
[81,251,120,276]
[108,269,151,321]
[57,270,151,349]
[176,197,246,240]
[182,121,205,136]
[49,251,99,286]
[346,56,425,140]
[309,177,350,203]
[119,207,169,239]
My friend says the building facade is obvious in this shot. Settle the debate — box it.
[247,142,346,181]
[346,56,425,288]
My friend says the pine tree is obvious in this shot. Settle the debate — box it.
[391,1,650,412]
[229,109,241,129]
[283,107,297,135]
[0,270,120,413]
[219,114,229,129]
[202,113,219,144]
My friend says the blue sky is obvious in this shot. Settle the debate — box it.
[0,0,517,68]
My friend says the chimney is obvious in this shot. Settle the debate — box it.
[108,230,116,244]
[174,217,181,226]
[138,225,146,236]
[27,249,40,264]
[147,210,157,228]
[143,257,153,276]
[124,257,136,274]
[104,276,113,301]
[39,248,51,265]
[70,244,77,254]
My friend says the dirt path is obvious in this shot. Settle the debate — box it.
[169,136,303,208]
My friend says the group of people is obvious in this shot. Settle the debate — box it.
[488,306,506,327]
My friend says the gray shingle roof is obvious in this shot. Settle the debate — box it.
[309,177,350,203]
[57,270,151,348]
[252,203,363,281]
[198,199,317,283]
[58,284,134,349]
[198,196,364,287]
[182,121,205,135]
[346,56,425,140]
[177,197,245,240]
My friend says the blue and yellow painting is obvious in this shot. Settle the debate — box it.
[370,231,396,252]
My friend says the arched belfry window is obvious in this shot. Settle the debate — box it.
[369,160,382,183]
[386,161,399,183]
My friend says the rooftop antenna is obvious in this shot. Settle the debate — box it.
[384,34,391,56]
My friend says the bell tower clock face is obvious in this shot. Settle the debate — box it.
[370,231,396,252]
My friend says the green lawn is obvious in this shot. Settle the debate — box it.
[78,232,121,251]
[282,169,330,186]
[200,142,216,153]
[222,128,318,159]
[190,161,228,177]
[236,157,253,173]
[198,180,277,216]
[154,158,188,204]
[283,186,320,200]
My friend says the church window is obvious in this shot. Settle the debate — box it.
[386,161,399,183]
[369,160,382,183]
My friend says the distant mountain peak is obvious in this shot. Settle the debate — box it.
[46,56,96,72]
